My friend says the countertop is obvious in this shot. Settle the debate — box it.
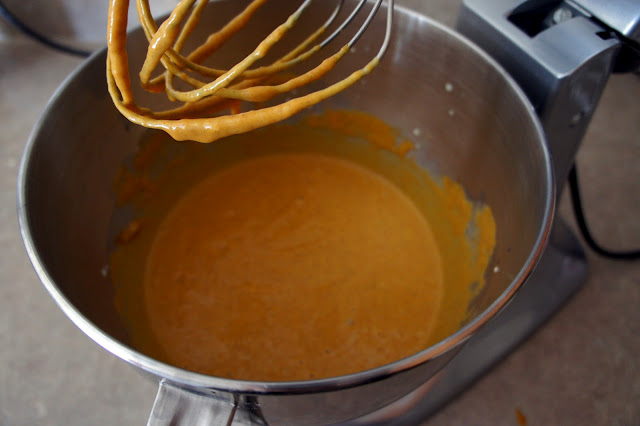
[1,1,638,425]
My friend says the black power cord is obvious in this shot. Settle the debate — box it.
[569,164,640,260]
[0,0,91,58]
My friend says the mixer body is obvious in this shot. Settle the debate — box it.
[457,0,640,192]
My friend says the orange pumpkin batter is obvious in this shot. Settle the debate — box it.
[142,153,443,380]
[111,110,496,382]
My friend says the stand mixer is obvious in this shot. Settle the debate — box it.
[12,0,639,424]
[358,0,640,423]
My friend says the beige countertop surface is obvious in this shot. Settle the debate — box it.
[1,1,639,425]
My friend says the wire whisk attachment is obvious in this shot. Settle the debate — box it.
[107,0,394,142]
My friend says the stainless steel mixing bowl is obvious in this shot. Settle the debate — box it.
[17,1,553,424]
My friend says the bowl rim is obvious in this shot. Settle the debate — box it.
[16,2,555,396]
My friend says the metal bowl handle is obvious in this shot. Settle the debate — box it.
[147,381,240,426]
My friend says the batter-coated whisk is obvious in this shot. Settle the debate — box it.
[106,0,394,143]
